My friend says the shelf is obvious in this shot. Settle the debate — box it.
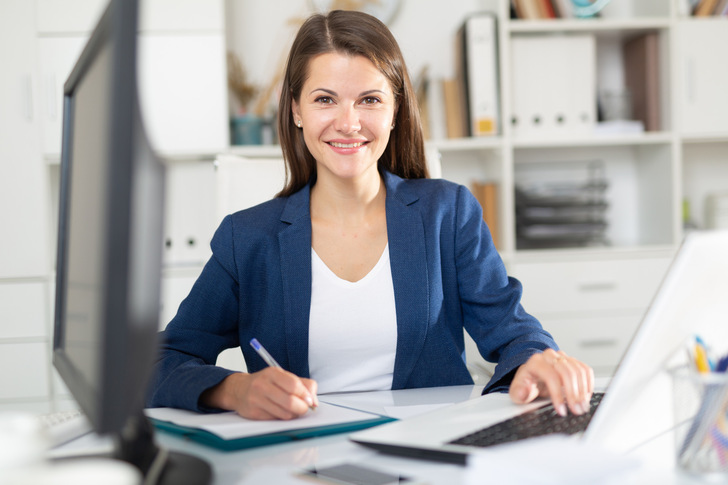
[511,131,673,149]
[427,137,502,152]
[227,144,284,158]
[680,134,728,144]
[512,244,677,262]
[507,17,672,35]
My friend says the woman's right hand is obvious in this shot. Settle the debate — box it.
[201,368,319,420]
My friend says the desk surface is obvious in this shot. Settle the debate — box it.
[56,384,710,485]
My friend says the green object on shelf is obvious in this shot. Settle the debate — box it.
[572,0,612,18]
[231,114,263,145]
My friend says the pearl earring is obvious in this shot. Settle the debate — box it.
[296,120,302,128]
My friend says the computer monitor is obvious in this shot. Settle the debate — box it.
[53,1,210,482]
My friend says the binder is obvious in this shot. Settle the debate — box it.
[623,32,660,132]
[457,13,500,137]
[510,34,596,138]
[146,403,395,452]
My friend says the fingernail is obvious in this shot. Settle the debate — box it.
[582,399,590,412]
[305,395,314,407]
[557,403,567,417]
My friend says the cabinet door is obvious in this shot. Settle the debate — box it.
[0,0,50,278]
[511,256,672,314]
[0,282,48,339]
[37,36,89,158]
[35,0,107,34]
[538,314,640,376]
[677,20,728,135]
[0,343,50,400]
[141,0,224,32]
[138,34,228,156]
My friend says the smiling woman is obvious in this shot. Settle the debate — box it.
[148,10,595,424]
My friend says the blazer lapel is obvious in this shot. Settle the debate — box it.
[384,172,430,389]
[278,184,313,378]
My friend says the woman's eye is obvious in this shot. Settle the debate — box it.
[315,96,334,104]
[362,96,381,105]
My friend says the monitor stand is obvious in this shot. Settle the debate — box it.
[117,411,212,485]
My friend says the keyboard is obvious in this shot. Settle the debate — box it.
[37,409,92,448]
[448,392,604,448]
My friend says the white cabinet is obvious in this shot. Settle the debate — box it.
[38,0,229,159]
[138,34,228,156]
[510,252,673,375]
[0,283,49,339]
[0,343,50,400]
[675,19,728,137]
[0,1,50,280]
[37,37,89,157]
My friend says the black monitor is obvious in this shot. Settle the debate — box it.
[53,1,210,483]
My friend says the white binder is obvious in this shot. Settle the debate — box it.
[459,13,500,137]
[510,34,596,138]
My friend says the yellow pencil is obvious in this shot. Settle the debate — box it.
[694,343,711,373]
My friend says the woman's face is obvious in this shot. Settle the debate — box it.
[291,52,396,184]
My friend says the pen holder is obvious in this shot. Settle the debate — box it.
[671,366,728,478]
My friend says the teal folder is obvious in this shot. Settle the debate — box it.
[149,407,396,452]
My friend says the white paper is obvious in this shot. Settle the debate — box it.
[145,402,382,441]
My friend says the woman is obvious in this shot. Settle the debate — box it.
[147,10,594,421]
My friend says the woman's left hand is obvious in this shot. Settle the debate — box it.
[509,348,595,417]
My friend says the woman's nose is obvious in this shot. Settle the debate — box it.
[334,105,361,133]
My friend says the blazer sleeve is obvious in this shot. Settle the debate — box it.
[451,185,558,394]
[146,215,241,411]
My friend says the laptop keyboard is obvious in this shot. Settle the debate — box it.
[448,392,604,448]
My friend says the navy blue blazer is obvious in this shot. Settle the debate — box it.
[147,171,557,411]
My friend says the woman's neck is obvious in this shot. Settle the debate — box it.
[310,170,386,227]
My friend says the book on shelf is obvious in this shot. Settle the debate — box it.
[471,181,500,249]
[694,0,720,15]
[456,12,500,137]
[623,32,661,132]
[550,0,574,18]
[442,78,467,139]
[512,0,567,19]
[714,0,728,14]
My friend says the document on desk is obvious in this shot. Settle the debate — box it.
[145,403,395,451]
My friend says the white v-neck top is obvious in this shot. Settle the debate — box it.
[308,244,397,394]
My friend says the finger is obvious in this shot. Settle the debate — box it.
[301,378,319,408]
[550,352,596,416]
[551,356,584,415]
[509,366,542,404]
[541,362,568,417]
[264,368,316,415]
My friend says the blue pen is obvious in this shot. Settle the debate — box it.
[716,354,728,373]
[249,338,316,410]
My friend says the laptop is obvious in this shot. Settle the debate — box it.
[351,230,728,463]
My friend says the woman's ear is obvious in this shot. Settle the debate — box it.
[291,100,302,127]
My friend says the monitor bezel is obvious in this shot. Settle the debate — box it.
[52,0,159,435]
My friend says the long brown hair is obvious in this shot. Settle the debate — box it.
[277,10,428,197]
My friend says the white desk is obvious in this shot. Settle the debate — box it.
[136,385,709,485]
